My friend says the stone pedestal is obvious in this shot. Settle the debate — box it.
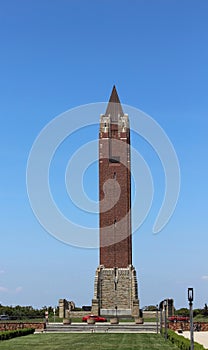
[63,318,71,325]
[87,318,96,324]
[135,317,143,324]
[110,317,119,324]
[92,264,139,317]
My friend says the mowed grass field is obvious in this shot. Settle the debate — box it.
[0,333,180,350]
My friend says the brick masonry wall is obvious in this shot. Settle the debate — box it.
[168,322,208,331]
[99,121,132,268]
[0,322,45,331]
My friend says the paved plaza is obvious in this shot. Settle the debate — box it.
[179,331,208,349]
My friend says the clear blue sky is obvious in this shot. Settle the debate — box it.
[0,0,208,310]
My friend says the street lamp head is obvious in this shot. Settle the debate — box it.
[188,287,194,302]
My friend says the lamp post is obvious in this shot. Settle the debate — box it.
[156,304,159,334]
[159,301,163,334]
[164,300,167,341]
[114,268,118,321]
[188,288,194,350]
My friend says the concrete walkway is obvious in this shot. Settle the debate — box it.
[179,331,208,349]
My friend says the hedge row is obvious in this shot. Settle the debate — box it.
[166,329,205,350]
[0,328,35,341]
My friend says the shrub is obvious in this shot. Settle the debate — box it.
[0,328,35,341]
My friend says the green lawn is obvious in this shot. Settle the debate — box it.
[0,333,179,350]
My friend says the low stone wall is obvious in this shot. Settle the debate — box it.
[0,322,46,332]
[169,322,208,332]
[70,311,89,318]
[143,311,157,318]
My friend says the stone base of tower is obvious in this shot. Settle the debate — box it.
[91,265,139,317]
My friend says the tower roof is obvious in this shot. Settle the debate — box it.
[105,85,124,122]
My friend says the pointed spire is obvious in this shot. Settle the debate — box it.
[105,85,124,123]
[109,85,121,104]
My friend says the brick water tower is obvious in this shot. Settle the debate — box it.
[91,86,140,317]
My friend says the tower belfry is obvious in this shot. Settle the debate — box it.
[92,86,140,318]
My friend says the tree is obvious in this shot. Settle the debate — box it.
[175,308,189,316]
[203,303,208,317]
[143,305,158,311]
[193,308,203,317]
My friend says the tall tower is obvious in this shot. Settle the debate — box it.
[92,86,140,318]
[99,86,132,268]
